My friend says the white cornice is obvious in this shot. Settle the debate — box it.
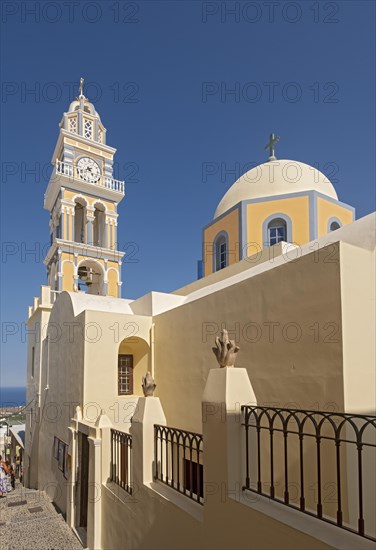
[44,239,125,265]
[44,171,125,211]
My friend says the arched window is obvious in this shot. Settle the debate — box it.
[77,260,104,295]
[118,337,149,397]
[267,218,287,246]
[93,203,106,247]
[74,199,86,243]
[329,220,341,232]
[214,233,228,272]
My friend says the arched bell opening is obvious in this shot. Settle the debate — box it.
[77,259,104,295]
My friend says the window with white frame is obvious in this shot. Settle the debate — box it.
[118,354,134,395]
[215,234,228,271]
[84,118,93,139]
[68,117,77,134]
[267,218,287,246]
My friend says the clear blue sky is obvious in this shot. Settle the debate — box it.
[1,1,375,386]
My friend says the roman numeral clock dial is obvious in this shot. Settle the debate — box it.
[77,157,101,183]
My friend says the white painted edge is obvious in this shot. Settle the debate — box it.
[147,481,204,523]
[233,491,375,550]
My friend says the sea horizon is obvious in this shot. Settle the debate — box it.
[0,386,26,407]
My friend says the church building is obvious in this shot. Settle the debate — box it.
[25,83,375,550]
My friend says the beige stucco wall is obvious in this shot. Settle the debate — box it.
[34,292,86,513]
[27,296,152,514]
[101,482,334,550]
[25,295,52,489]
[153,245,344,433]
[82,310,152,423]
[339,242,376,414]
[338,242,376,538]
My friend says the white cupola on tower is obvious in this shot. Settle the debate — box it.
[60,78,106,145]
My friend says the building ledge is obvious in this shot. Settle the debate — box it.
[235,490,375,550]
[146,481,203,523]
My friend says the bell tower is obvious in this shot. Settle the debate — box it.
[44,78,125,297]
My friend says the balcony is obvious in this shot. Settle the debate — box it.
[55,159,124,194]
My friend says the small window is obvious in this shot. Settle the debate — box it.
[84,119,93,140]
[98,127,103,144]
[53,437,69,478]
[118,355,134,395]
[215,235,228,271]
[68,117,77,134]
[330,221,341,231]
[31,346,35,378]
[267,218,287,246]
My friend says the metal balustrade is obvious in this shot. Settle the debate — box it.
[241,406,376,541]
[154,424,204,505]
[111,429,132,494]
[55,160,124,193]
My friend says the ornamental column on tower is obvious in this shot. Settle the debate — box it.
[43,79,125,297]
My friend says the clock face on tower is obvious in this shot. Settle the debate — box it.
[77,157,101,183]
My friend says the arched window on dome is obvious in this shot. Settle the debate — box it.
[267,218,287,246]
[329,219,341,232]
[214,233,228,272]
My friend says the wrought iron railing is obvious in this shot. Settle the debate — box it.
[154,424,204,505]
[111,429,132,494]
[241,406,376,541]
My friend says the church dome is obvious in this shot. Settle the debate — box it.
[214,159,338,219]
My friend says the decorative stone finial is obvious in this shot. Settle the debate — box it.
[212,329,240,368]
[264,132,280,161]
[142,372,156,396]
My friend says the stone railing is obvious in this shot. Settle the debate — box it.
[55,160,124,194]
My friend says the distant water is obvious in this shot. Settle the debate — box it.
[0,387,26,408]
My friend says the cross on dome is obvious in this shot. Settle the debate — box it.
[265,133,280,161]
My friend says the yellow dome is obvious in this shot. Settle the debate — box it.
[214,159,338,219]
